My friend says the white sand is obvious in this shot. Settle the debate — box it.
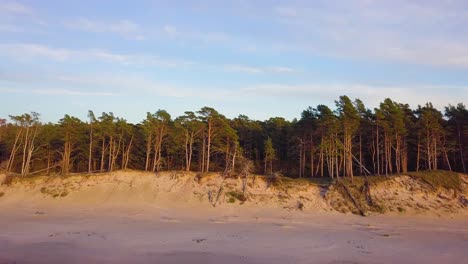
[0,204,467,264]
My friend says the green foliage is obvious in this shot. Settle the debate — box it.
[336,95,360,134]
[264,138,275,161]
[0,96,466,178]
[231,115,263,163]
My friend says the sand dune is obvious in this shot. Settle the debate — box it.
[0,171,467,263]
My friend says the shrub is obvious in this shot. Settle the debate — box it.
[297,201,304,211]
[226,191,247,202]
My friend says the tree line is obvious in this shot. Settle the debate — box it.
[0,96,466,180]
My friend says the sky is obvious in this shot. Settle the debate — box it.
[1,0,467,123]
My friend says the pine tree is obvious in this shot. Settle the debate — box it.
[264,137,276,175]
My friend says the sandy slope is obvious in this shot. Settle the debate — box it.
[0,171,331,211]
[0,170,466,216]
[0,171,467,263]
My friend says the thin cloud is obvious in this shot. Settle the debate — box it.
[65,18,145,40]
[158,24,232,45]
[239,83,467,110]
[0,87,116,96]
[271,1,468,68]
[0,24,23,32]
[34,88,117,96]
[0,43,193,67]
[2,69,466,110]
[0,1,32,15]
[224,65,297,74]
[0,44,72,60]
[163,25,177,37]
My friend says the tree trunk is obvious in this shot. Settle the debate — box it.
[206,120,212,173]
[46,146,51,175]
[457,124,466,174]
[310,135,314,178]
[416,135,421,172]
[187,133,194,171]
[145,134,152,171]
[402,137,408,173]
[100,138,106,172]
[201,134,206,173]
[6,128,22,172]
[376,124,380,175]
[184,131,189,171]
[21,126,30,176]
[427,128,432,170]
[88,123,93,173]
[123,136,133,170]
[359,132,363,176]
[108,136,113,172]
[22,126,38,177]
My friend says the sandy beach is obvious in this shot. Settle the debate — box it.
[1,204,467,264]
[0,171,467,263]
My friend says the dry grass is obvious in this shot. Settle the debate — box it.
[225,191,247,203]
[332,176,391,215]
[407,170,461,191]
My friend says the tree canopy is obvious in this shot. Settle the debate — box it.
[0,98,466,178]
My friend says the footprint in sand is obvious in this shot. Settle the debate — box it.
[273,223,296,229]
[160,216,180,223]
[211,220,226,224]
[192,238,207,243]
[48,231,106,240]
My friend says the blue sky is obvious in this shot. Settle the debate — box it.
[1,0,467,123]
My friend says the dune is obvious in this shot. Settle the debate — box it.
[0,171,467,263]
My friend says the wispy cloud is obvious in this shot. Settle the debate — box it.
[224,65,297,74]
[4,68,465,110]
[35,88,116,96]
[0,43,72,60]
[158,24,232,45]
[271,1,468,68]
[0,43,193,67]
[51,74,216,99]
[65,18,144,40]
[0,1,32,15]
[238,83,467,110]
[0,87,116,96]
[0,43,300,74]
[162,25,177,37]
[0,24,23,32]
